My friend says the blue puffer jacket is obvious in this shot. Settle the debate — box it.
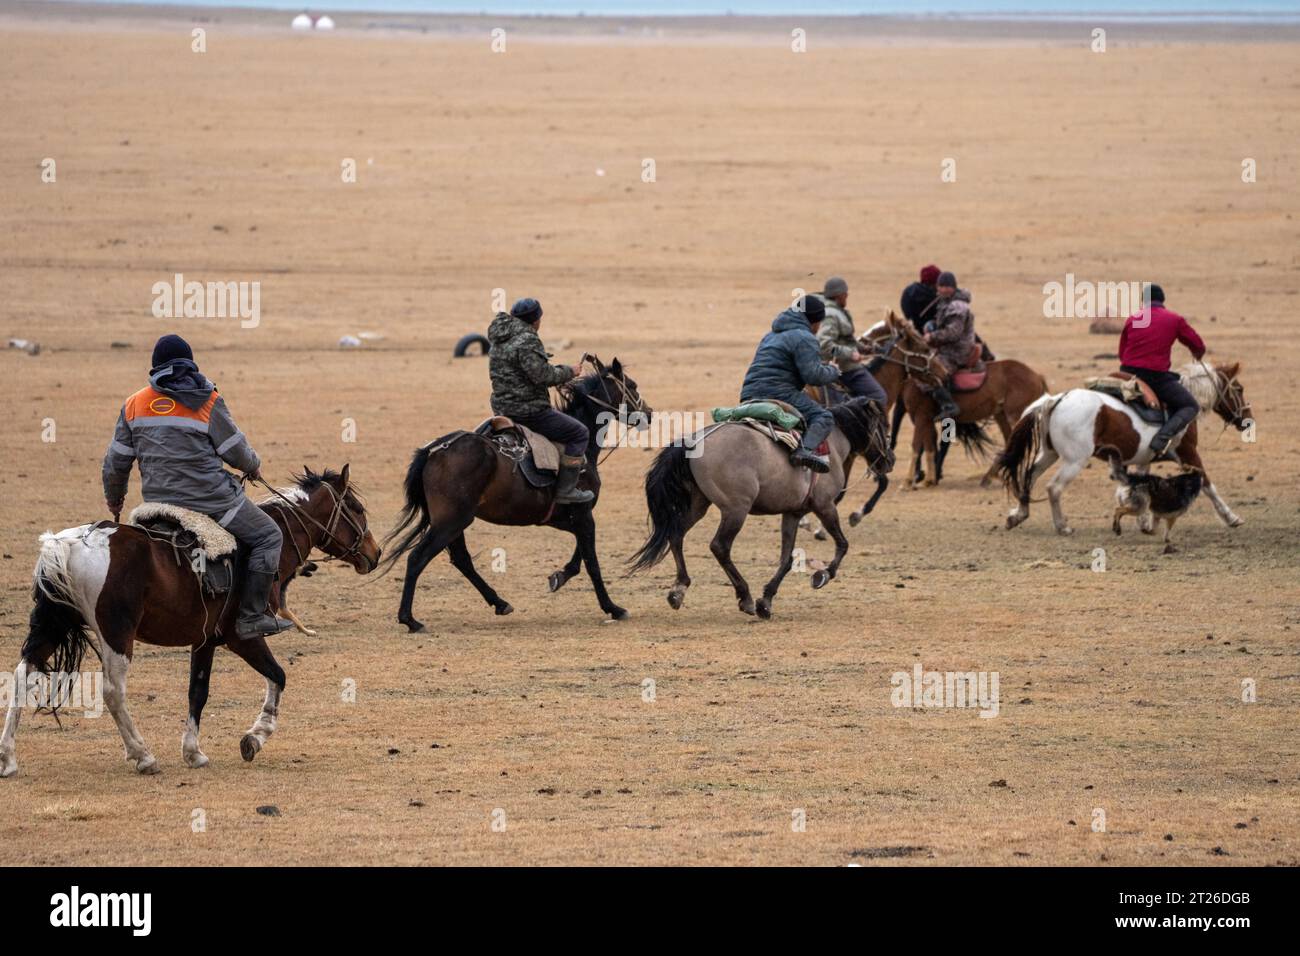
[740,308,840,401]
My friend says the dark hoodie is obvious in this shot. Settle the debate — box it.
[740,308,840,402]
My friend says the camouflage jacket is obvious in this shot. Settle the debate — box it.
[927,289,976,372]
[813,294,863,372]
[487,312,575,418]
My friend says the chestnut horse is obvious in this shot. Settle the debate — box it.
[997,362,1251,535]
[384,358,649,630]
[863,312,1040,487]
[0,467,381,778]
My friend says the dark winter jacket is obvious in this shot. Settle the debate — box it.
[740,308,840,402]
[487,312,575,418]
[901,281,940,333]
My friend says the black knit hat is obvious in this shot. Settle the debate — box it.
[151,333,193,369]
[796,295,826,324]
[1145,284,1165,304]
[937,271,957,288]
[510,297,543,323]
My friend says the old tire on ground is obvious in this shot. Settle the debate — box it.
[453,332,490,357]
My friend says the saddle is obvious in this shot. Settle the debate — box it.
[950,343,987,393]
[708,400,823,454]
[474,417,563,489]
[127,503,239,597]
[1085,372,1166,424]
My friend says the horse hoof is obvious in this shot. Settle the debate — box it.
[240,735,261,762]
[183,751,210,769]
[495,603,514,616]
[1228,516,1244,528]
[0,753,17,778]
[135,754,160,775]
[1162,544,1178,555]
[1056,526,1075,537]
[738,600,756,616]
[755,600,772,619]
[667,591,684,610]
[848,512,862,527]
[1006,514,1024,530]
[548,571,567,593]
[814,529,827,542]
[402,618,425,633]
[811,570,830,589]
[608,606,629,621]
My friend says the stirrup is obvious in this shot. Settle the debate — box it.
[235,612,293,640]
[791,449,830,474]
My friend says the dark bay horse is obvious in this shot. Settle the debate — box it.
[866,311,1047,488]
[384,358,649,630]
[0,467,381,777]
[630,398,893,619]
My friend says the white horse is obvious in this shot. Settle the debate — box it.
[996,361,1251,535]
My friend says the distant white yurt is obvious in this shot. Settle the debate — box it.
[315,15,336,30]
[291,13,312,31]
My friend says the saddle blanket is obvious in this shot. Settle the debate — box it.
[475,417,562,472]
[128,503,235,558]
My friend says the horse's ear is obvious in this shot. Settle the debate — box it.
[610,357,622,374]
[340,463,351,489]
[1224,361,1240,377]
[302,464,313,478]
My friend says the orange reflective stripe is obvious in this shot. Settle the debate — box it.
[123,386,218,423]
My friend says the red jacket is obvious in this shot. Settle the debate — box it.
[1118,304,1205,372]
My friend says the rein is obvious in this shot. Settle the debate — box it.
[556,356,647,467]
[248,476,368,568]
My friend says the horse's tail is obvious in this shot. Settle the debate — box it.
[378,435,456,576]
[628,443,694,573]
[25,532,96,679]
[954,420,997,461]
[996,395,1058,500]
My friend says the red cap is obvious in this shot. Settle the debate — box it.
[920,264,941,284]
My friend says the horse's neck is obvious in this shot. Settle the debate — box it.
[875,359,906,399]
[565,395,604,465]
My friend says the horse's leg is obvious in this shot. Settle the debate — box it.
[667,494,710,610]
[549,544,583,593]
[851,475,888,525]
[811,500,850,588]
[934,430,949,484]
[907,418,925,490]
[99,634,158,775]
[224,636,285,763]
[1045,453,1088,535]
[756,513,801,619]
[710,509,756,615]
[890,398,907,451]
[573,507,627,620]
[1006,447,1059,529]
[0,631,60,778]
[1179,446,1243,527]
[446,532,513,616]
[397,524,464,633]
[1161,515,1181,554]
[182,642,216,769]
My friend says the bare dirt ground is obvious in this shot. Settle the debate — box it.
[0,11,1297,866]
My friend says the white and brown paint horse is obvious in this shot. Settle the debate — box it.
[997,362,1251,535]
[0,467,380,778]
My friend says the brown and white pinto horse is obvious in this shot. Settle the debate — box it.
[998,363,1251,535]
[0,467,380,778]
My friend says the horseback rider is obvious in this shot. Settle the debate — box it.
[102,334,291,639]
[900,264,942,334]
[487,297,594,504]
[740,295,840,474]
[1118,283,1207,457]
[814,276,887,406]
[921,271,976,423]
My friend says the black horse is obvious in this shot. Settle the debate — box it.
[382,358,650,631]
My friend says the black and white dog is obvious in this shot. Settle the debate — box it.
[1101,447,1203,553]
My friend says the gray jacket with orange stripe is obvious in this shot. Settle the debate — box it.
[102,369,261,517]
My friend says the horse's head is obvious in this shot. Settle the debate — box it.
[582,356,652,431]
[294,464,382,574]
[870,311,946,384]
[1212,362,1252,431]
[831,398,895,476]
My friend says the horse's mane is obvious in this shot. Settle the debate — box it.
[557,370,607,415]
[285,468,366,506]
[829,398,885,453]
[1178,361,1228,411]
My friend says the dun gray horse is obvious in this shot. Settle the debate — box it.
[630,398,894,618]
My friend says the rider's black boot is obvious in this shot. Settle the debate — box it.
[790,446,831,474]
[930,386,960,423]
[234,570,293,640]
[554,456,595,505]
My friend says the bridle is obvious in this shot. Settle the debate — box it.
[557,356,648,466]
[862,327,944,386]
[1196,360,1249,430]
[251,476,372,570]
